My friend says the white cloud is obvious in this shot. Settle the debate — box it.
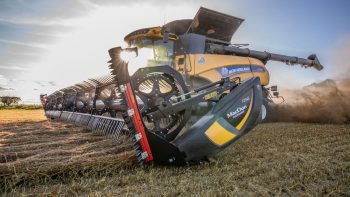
[0,1,236,103]
[0,38,49,49]
[0,78,60,103]
[0,74,8,85]
[0,66,30,71]
[1,1,329,103]
[25,4,197,91]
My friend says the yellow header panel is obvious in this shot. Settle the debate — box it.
[205,121,236,146]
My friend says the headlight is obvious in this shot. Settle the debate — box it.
[120,50,137,62]
[128,48,153,75]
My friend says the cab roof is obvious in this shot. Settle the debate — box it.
[124,7,244,44]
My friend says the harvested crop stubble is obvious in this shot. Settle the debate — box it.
[1,111,350,196]
[0,119,136,191]
[4,122,350,196]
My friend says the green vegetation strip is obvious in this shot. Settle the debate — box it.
[0,105,43,110]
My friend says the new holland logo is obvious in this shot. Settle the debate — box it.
[198,56,205,64]
[226,105,247,119]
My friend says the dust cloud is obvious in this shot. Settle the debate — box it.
[269,78,350,124]
[269,37,350,124]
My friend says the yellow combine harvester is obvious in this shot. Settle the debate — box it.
[123,7,322,121]
[42,7,323,165]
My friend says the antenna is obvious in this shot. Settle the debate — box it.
[231,43,249,48]
[163,12,166,25]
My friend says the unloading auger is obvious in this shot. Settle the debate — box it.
[41,7,323,166]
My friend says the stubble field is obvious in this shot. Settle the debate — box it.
[0,110,349,196]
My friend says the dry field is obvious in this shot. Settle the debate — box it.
[1,110,349,196]
[0,110,46,123]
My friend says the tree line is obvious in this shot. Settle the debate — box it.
[0,96,21,106]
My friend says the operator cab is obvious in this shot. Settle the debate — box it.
[123,7,244,71]
[123,27,178,74]
[130,37,174,67]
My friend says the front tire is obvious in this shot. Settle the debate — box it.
[261,87,271,123]
[261,100,270,122]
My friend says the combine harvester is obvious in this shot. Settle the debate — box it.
[41,7,323,165]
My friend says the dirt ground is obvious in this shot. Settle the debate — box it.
[1,110,349,196]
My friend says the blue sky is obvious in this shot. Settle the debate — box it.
[0,0,349,103]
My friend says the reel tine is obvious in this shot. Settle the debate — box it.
[99,118,106,134]
[108,120,118,136]
[78,113,85,126]
[62,111,66,120]
[66,112,70,121]
[93,117,99,133]
[74,113,81,125]
[106,119,115,136]
[79,114,85,127]
[102,119,111,136]
[107,119,116,136]
[99,119,106,135]
[84,114,92,128]
[104,119,113,136]
[92,116,99,131]
[113,121,121,137]
[63,112,68,121]
[109,121,118,139]
[68,112,73,122]
[71,113,77,123]
[64,112,69,121]
[92,116,99,133]
[116,121,124,139]
[101,118,108,134]
[98,117,105,134]
[67,112,71,122]
[79,113,86,127]
[59,111,65,120]
[87,115,94,130]
[76,113,82,126]
[107,119,114,135]
[114,121,124,140]
[57,111,62,120]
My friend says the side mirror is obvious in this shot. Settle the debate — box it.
[270,85,277,92]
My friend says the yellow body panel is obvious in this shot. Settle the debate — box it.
[205,121,236,146]
[124,27,177,45]
[175,54,270,86]
[125,31,269,86]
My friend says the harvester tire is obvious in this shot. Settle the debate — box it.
[261,99,270,123]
